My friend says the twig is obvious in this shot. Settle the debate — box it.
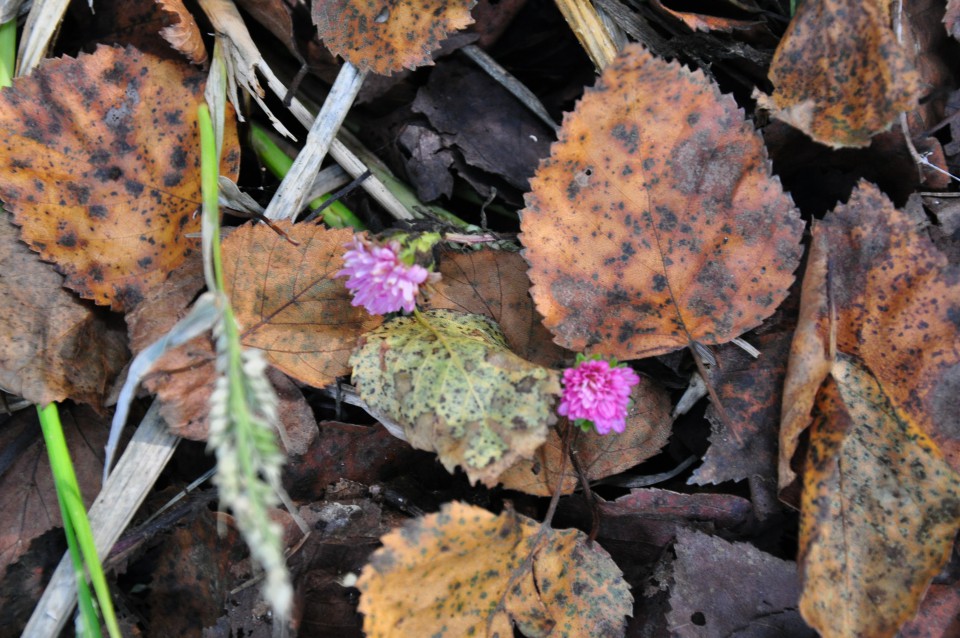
[263,62,367,221]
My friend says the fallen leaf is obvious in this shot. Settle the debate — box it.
[797,355,960,637]
[145,335,216,440]
[0,45,240,311]
[666,528,812,638]
[146,508,239,635]
[499,377,673,496]
[157,0,208,64]
[650,0,770,36]
[125,252,206,353]
[899,585,960,638]
[781,181,960,490]
[521,43,803,359]
[0,406,114,577]
[0,213,128,408]
[756,0,920,148]
[312,0,476,75]
[690,331,792,485]
[428,248,569,367]
[357,501,632,637]
[221,222,382,389]
[350,309,560,486]
[410,59,555,201]
[283,422,425,500]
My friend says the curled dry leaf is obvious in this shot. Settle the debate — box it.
[428,248,569,367]
[798,356,960,637]
[0,214,128,408]
[221,222,382,389]
[156,0,208,64]
[780,181,960,636]
[350,309,560,486]
[0,45,239,312]
[312,0,476,75]
[521,43,803,359]
[781,181,960,489]
[499,377,673,496]
[357,501,632,637]
[757,0,920,148]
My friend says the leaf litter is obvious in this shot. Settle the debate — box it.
[3,2,960,637]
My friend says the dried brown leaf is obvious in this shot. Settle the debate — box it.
[357,502,631,637]
[798,356,960,637]
[521,43,803,359]
[757,0,921,148]
[499,378,673,496]
[156,0,208,64]
[312,0,475,75]
[221,222,382,389]
[0,214,128,408]
[428,248,569,368]
[0,45,239,311]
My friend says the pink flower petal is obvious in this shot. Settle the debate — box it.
[558,358,640,435]
[335,237,431,315]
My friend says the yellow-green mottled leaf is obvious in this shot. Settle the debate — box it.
[357,501,632,638]
[799,354,960,637]
[350,309,560,486]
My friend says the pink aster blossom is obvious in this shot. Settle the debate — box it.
[558,358,640,435]
[335,236,430,315]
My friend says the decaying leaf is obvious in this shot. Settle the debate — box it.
[778,181,960,636]
[798,355,960,637]
[357,501,632,637]
[0,45,239,311]
[221,222,382,389]
[428,248,569,367]
[691,330,792,485]
[499,377,672,496]
[156,0,208,65]
[312,0,475,75]
[781,181,960,490]
[351,309,560,486]
[666,528,811,638]
[521,43,803,359]
[0,214,128,408]
[0,406,115,577]
[757,0,921,148]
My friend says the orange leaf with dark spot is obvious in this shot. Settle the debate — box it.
[221,222,382,389]
[427,248,569,368]
[522,43,803,359]
[797,356,960,637]
[781,181,960,490]
[312,0,475,75]
[499,378,672,496]
[357,501,632,637]
[0,45,239,312]
[756,0,920,148]
[781,181,960,636]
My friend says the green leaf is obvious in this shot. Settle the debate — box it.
[351,309,561,486]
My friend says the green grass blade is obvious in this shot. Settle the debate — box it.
[0,20,14,87]
[38,403,121,638]
[249,123,366,229]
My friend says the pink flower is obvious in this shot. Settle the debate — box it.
[335,236,430,315]
[558,358,640,435]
